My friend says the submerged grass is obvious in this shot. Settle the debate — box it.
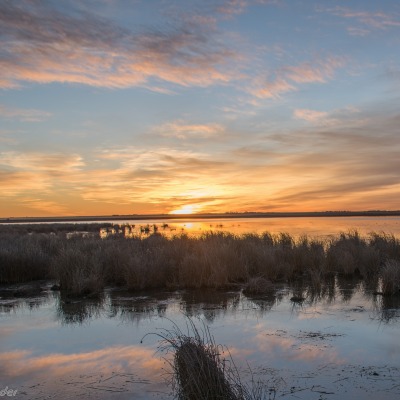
[1,227,400,297]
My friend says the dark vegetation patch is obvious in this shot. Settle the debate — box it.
[0,227,400,297]
[142,319,268,400]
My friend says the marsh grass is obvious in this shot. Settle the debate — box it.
[243,277,273,296]
[1,227,400,297]
[142,318,268,400]
[381,259,400,296]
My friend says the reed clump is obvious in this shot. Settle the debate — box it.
[243,277,273,295]
[1,226,400,297]
[143,318,267,400]
[381,259,400,296]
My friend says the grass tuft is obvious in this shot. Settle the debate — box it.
[143,318,268,400]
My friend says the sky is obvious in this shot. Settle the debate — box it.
[1,0,399,217]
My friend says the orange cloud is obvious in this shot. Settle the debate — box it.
[284,57,344,84]
[0,346,164,379]
[0,152,84,172]
[293,106,360,126]
[0,2,241,90]
[294,109,329,123]
[250,56,345,99]
[0,346,168,398]
[154,120,225,139]
[251,78,295,99]
[1,106,399,216]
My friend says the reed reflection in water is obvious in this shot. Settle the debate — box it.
[1,280,400,399]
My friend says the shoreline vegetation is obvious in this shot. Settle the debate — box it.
[1,224,400,298]
[1,210,400,224]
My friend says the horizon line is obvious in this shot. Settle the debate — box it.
[1,210,400,223]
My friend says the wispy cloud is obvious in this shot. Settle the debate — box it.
[83,147,234,207]
[153,120,225,139]
[293,106,360,126]
[211,0,279,17]
[0,346,163,381]
[251,78,295,99]
[0,1,240,90]
[0,170,52,196]
[333,7,400,30]
[283,57,344,84]
[19,198,68,215]
[250,56,345,99]
[0,152,85,196]
[294,109,329,124]
[216,0,248,16]
[1,107,399,215]
[0,152,84,172]
[0,104,51,122]
[324,6,400,36]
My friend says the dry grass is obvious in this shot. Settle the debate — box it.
[143,318,267,400]
[381,259,400,296]
[243,277,273,295]
[1,227,400,296]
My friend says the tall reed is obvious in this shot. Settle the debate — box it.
[1,228,399,296]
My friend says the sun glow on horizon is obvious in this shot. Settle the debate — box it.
[169,204,201,215]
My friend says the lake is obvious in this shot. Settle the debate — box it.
[99,216,400,238]
[1,216,400,399]
[0,282,399,399]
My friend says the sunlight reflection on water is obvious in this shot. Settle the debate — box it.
[99,216,400,239]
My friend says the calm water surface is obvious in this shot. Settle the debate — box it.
[1,217,400,399]
[103,216,400,238]
[1,282,399,399]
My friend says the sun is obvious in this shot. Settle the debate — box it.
[169,205,197,215]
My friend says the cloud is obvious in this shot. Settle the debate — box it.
[79,147,235,207]
[251,78,295,99]
[334,7,400,30]
[0,152,84,172]
[0,1,240,90]
[0,152,85,196]
[1,106,399,214]
[216,0,248,16]
[261,109,400,210]
[283,57,344,84]
[294,109,329,123]
[0,346,166,397]
[154,120,225,139]
[250,56,345,99]
[0,170,52,196]
[346,27,370,37]
[18,198,68,215]
[324,6,400,35]
[0,346,163,379]
[214,0,280,16]
[293,106,360,126]
[0,104,51,122]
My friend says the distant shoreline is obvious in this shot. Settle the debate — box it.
[1,210,400,224]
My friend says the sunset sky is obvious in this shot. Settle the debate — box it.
[1,0,399,217]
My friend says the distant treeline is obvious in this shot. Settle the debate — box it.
[1,210,400,223]
[0,223,112,235]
